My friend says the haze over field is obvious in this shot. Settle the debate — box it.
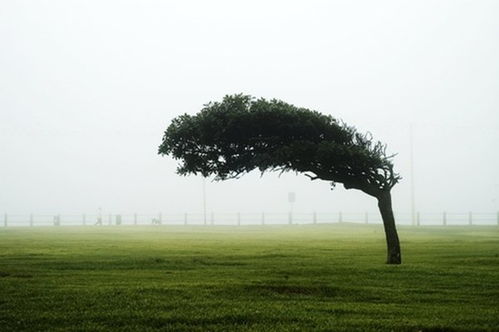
[1,0,498,216]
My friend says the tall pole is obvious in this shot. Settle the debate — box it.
[410,124,416,226]
[202,177,207,226]
[288,192,295,225]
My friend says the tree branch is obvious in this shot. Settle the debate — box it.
[304,173,320,181]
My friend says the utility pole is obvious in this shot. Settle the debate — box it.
[410,124,416,226]
[288,192,295,225]
[202,177,207,226]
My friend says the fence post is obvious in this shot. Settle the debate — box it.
[3,213,7,227]
[184,213,187,226]
[261,212,265,225]
[210,212,214,226]
[288,212,292,225]
[468,211,472,226]
[82,214,86,226]
[30,213,34,227]
[416,212,420,226]
[313,211,317,224]
[443,212,447,226]
[338,211,343,223]
[364,212,368,224]
[237,212,241,226]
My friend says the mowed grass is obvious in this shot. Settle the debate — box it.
[0,224,498,332]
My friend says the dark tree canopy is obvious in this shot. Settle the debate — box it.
[159,94,402,264]
[159,94,400,198]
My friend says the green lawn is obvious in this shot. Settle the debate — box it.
[0,224,498,331]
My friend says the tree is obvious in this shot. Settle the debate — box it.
[158,94,402,264]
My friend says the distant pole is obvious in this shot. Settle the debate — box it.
[159,212,162,225]
[468,211,472,226]
[410,124,416,226]
[83,214,86,226]
[364,211,368,224]
[184,213,188,226]
[443,212,447,226]
[29,213,34,227]
[210,212,214,226]
[416,211,420,226]
[338,211,343,223]
[237,212,241,226]
[108,214,112,226]
[134,213,137,225]
[288,192,295,225]
[3,213,7,227]
[202,177,207,226]
[261,212,265,225]
[313,211,317,224]
[497,211,499,226]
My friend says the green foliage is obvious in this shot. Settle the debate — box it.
[159,94,400,197]
[1,225,498,331]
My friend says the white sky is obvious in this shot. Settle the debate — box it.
[1,0,498,218]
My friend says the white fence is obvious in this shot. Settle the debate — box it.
[1,211,498,227]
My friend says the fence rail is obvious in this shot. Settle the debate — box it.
[1,212,499,227]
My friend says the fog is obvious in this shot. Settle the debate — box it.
[1,0,498,220]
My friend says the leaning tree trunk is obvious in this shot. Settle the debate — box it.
[377,191,401,264]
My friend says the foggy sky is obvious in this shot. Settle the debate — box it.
[1,0,498,217]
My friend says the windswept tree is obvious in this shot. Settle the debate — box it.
[159,94,402,264]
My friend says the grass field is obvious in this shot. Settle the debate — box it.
[0,224,498,331]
